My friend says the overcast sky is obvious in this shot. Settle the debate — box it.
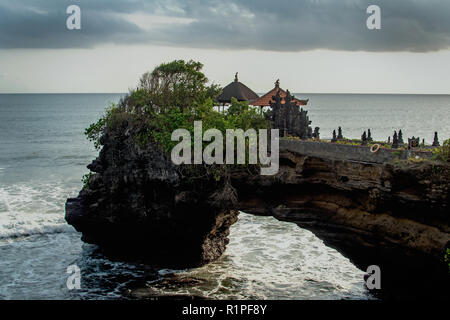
[1,0,450,93]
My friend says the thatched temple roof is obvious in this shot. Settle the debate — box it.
[216,73,260,104]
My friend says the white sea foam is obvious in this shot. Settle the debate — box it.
[0,180,372,299]
[0,183,77,240]
[0,184,373,300]
[148,212,373,300]
[0,213,73,240]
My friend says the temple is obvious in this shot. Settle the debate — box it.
[252,79,309,108]
[268,89,313,139]
[216,73,259,104]
[216,75,313,139]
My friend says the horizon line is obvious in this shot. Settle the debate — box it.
[1,92,450,96]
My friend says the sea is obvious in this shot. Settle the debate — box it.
[0,93,449,300]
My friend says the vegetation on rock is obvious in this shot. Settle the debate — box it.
[433,139,450,162]
[85,60,270,183]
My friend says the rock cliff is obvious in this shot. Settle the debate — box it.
[66,123,449,298]
[66,123,238,267]
[235,150,450,299]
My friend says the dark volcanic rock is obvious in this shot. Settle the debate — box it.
[66,120,449,298]
[235,151,450,299]
[65,123,238,267]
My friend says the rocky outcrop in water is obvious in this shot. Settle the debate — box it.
[66,123,238,267]
[66,121,450,298]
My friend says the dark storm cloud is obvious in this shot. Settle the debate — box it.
[1,0,450,52]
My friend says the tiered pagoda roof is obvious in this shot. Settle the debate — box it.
[252,80,309,107]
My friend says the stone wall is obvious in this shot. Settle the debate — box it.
[280,139,433,164]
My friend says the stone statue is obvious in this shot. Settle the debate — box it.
[432,132,440,147]
[367,129,373,142]
[392,131,399,149]
[398,130,404,144]
[270,90,283,131]
[361,131,367,146]
[332,130,337,142]
[275,79,280,88]
[337,127,343,140]
[408,136,419,149]
[313,127,320,140]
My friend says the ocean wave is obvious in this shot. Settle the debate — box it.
[55,154,92,161]
[0,216,75,240]
[151,213,372,300]
[0,182,78,240]
[6,154,48,162]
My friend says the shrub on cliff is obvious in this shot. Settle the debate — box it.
[85,59,269,163]
[433,139,450,162]
[137,59,221,114]
[85,104,122,150]
[85,60,220,149]
[147,97,268,153]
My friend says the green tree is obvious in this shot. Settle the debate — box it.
[84,60,269,164]
[137,60,221,113]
